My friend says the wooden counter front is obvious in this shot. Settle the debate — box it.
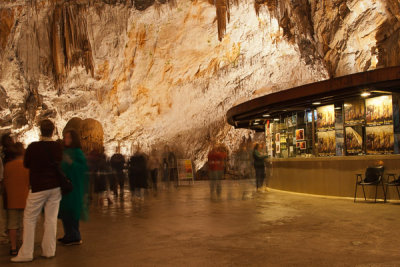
[266,155,400,199]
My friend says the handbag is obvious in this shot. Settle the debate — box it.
[45,143,73,195]
[58,168,73,196]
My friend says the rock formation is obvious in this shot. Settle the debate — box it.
[0,0,399,168]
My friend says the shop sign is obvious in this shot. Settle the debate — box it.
[177,159,194,180]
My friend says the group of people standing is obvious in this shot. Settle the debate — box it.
[87,144,179,205]
[0,120,89,263]
[207,142,269,198]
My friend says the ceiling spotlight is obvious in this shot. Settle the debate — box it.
[361,92,371,98]
[274,118,280,122]
[253,122,260,126]
[334,107,342,110]
[312,102,321,105]
[262,114,270,117]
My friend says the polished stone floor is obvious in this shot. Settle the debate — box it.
[1,180,400,266]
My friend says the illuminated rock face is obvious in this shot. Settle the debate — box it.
[0,0,399,167]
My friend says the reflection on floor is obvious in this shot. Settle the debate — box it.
[1,180,400,266]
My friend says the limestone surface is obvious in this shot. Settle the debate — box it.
[0,0,399,168]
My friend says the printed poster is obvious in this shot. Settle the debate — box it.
[318,130,336,156]
[345,126,363,155]
[366,125,394,154]
[295,129,305,141]
[344,100,365,125]
[276,142,281,154]
[299,141,306,150]
[366,95,393,126]
[275,133,280,142]
[317,105,335,131]
[177,159,194,180]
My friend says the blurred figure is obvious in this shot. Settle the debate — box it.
[253,143,268,190]
[161,152,169,189]
[99,149,113,205]
[208,144,227,199]
[58,130,89,246]
[1,133,15,239]
[3,143,29,255]
[89,147,112,205]
[0,137,7,244]
[110,147,126,197]
[238,144,251,179]
[129,149,148,202]
[148,149,160,192]
[162,145,177,188]
[87,149,101,204]
[2,134,15,164]
[13,119,62,262]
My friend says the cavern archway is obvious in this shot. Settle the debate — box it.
[63,117,104,154]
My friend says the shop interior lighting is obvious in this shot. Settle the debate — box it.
[312,102,321,105]
[361,92,371,97]
[262,114,271,117]
[334,107,342,110]
[274,118,280,121]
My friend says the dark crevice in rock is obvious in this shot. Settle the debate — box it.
[134,0,155,11]
[254,0,325,73]
[375,1,400,69]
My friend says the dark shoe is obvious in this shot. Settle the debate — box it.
[57,237,65,243]
[62,239,83,246]
[41,254,55,259]
[10,249,18,256]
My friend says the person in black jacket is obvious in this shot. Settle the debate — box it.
[110,148,126,197]
[128,151,148,202]
[253,143,268,190]
[12,119,62,263]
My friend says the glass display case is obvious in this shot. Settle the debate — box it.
[265,93,400,158]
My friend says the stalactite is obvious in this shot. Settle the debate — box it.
[51,3,94,90]
[52,6,66,84]
[254,0,278,16]
[215,0,228,41]
[0,8,14,53]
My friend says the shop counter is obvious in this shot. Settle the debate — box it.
[266,155,400,198]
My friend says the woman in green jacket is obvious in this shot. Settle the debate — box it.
[58,130,89,246]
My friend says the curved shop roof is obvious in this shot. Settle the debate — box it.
[227,66,400,131]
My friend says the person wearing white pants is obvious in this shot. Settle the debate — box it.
[14,188,61,261]
[12,119,63,263]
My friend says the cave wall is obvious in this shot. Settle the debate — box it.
[0,0,399,167]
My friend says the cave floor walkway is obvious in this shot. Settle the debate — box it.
[1,180,400,266]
